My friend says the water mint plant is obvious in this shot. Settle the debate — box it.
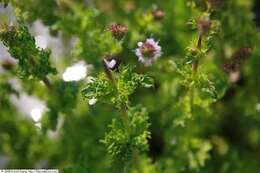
[1,0,260,173]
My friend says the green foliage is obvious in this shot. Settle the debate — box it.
[42,80,79,130]
[81,74,113,104]
[82,65,153,171]
[1,0,260,172]
[62,163,89,173]
[101,106,150,169]
[0,74,19,105]
[82,65,154,107]
[0,24,56,80]
[11,0,58,29]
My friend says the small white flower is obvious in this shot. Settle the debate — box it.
[104,58,117,69]
[89,98,97,105]
[137,42,143,47]
[135,38,162,66]
[30,108,43,122]
[35,35,48,49]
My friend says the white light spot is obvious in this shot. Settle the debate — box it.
[35,35,47,49]
[62,61,87,82]
[256,103,260,111]
[89,98,97,105]
[171,137,177,145]
[35,122,42,129]
[30,108,43,122]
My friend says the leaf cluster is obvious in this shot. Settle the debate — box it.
[0,24,57,80]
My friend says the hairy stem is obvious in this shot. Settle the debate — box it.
[190,33,202,114]
[120,103,130,132]
[102,63,143,173]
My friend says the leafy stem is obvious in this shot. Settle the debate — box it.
[28,57,52,90]
[102,61,143,173]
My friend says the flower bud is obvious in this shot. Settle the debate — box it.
[103,56,121,71]
[198,17,211,36]
[109,23,128,40]
[152,9,165,20]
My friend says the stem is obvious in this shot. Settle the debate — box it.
[190,33,202,114]
[29,58,53,90]
[189,63,197,115]
[218,34,226,61]
[197,34,202,50]
[42,76,52,90]
[102,59,129,130]
[102,63,143,173]
[121,104,143,173]
[194,32,202,72]
[133,150,142,173]
[120,103,130,132]
[120,103,143,173]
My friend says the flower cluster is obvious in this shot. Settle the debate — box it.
[109,23,128,40]
[135,38,162,66]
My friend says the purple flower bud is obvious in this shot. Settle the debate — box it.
[104,59,117,70]
[103,56,121,71]
[152,9,165,20]
[109,23,128,40]
[198,17,211,36]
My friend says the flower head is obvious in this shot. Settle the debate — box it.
[109,23,128,40]
[198,17,211,36]
[135,38,162,66]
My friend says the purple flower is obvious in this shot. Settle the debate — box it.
[103,56,121,71]
[135,38,162,66]
[104,58,117,69]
